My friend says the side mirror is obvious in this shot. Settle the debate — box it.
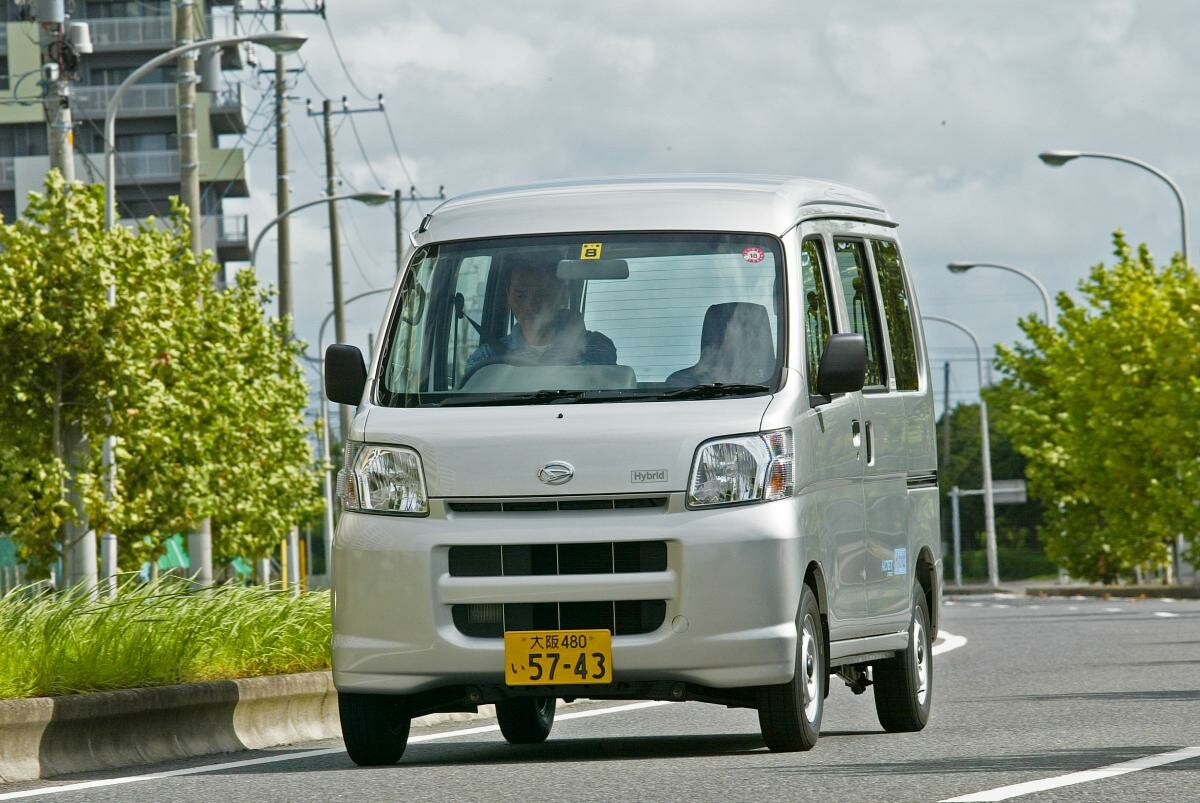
[326,344,367,406]
[815,333,867,400]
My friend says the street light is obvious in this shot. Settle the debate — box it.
[250,192,391,268]
[1038,149,1190,263]
[104,31,307,230]
[924,315,999,589]
[98,30,308,594]
[946,262,1052,322]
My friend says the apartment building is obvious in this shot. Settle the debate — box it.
[0,0,251,266]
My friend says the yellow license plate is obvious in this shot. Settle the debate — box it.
[504,629,613,686]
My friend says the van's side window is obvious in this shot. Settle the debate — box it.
[871,240,920,391]
[800,238,834,394]
[833,239,886,387]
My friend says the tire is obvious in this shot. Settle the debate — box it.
[758,585,824,752]
[338,691,411,766]
[497,696,556,744]
[873,583,933,732]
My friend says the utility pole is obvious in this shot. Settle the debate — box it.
[320,98,351,447]
[176,0,214,588]
[176,0,202,257]
[394,188,403,274]
[274,0,292,323]
[40,2,93,592]
[394,186,446,273]
[941,361,951,468]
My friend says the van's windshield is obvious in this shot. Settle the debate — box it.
[378,232,785,408]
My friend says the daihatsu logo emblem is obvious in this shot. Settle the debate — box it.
[537,461,575,486]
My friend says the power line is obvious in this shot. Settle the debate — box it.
[346,113,385,189]
[380,109,425,212]
[321,15,374,102]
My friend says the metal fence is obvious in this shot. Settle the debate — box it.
[73,83,177,120]
[217,214,248,246]
[87,16,174,50]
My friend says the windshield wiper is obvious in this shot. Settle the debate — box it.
[438,389,587,407]
[656,383,771,401]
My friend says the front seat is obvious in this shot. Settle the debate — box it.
[666,302,777,387]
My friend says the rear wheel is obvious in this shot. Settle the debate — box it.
[758,585,824,752]
[497,696,556,744]
[873,584,933,732]
[338,691,411,766]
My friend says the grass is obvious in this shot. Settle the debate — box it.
[0,577,331,700]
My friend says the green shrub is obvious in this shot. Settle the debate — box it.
[953,546,1058,582]
[0,577,330,699]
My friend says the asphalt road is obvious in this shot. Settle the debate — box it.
[4,593,1199,802]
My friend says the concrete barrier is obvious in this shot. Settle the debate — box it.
[0,671,518,784]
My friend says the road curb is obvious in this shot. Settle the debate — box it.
[1025,585,1200,599]
[0,671,511,784]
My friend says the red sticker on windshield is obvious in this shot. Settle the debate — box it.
[742,246,766,264]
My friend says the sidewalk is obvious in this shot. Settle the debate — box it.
[944,579,1200,599]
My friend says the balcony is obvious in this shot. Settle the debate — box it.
[74,83,175,120]
[0,157,15,191]
[87,17,174,51]
[210,83,246,135]
[113,149,180,184]
[84,15,244,68]
[209,213,249,262]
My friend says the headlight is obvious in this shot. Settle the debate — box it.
[687,428,794,508]
[337,442,428,516]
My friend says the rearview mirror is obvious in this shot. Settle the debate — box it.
[326,344,367,406]
[814,333,867,402]
[557,259,630,280]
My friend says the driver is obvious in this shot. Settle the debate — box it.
[466,255,616,372]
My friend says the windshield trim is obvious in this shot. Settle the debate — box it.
[373,229,789,409]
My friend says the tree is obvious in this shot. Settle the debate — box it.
[989,232,1200,582]
[936,402,1042,553]
[0,174,319,576]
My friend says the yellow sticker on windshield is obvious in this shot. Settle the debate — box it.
[580,243,603,260]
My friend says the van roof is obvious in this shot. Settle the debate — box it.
[414,174,895,244]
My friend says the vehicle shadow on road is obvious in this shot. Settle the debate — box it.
[771,744,1197,777]
[209,730,885,775]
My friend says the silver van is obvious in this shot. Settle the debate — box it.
[325,175,941,765]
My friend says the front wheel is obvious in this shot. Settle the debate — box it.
[497,696,556,744]
[339,691,411,766]
[873,584,933,732]
[758,585,824,751]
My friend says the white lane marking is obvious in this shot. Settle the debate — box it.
[990,604,1010,609]
[1067,605,1079,611]
[0,701,671,800]
[940,745,1200,801]
[1103,607,1122,613]
[1154,611,1179,618]
[0,636,976,801]
[969,602,984,608]
[933,630,967,656]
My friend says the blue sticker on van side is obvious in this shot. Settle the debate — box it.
[894,548,908,576]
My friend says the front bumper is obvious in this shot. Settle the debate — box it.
[332,495,805,695]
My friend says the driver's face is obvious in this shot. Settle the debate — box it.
[507,266,566,343]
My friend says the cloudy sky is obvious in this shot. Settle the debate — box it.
[224,0,1199,414]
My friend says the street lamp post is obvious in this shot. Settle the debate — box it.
[946,262,1052,323]
[924,315,1000,589]
[1041,149,1193,583]
[98,30,307,595]
[249,192,392,269]
[310,287,394,578]
[1039,150,1190,263]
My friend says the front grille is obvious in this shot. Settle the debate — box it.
[448,497,667,514]
[449,541,667,577]
[452,600,667,638]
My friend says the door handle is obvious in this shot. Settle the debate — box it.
[865,420,875,466]
[851,420,862,450]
